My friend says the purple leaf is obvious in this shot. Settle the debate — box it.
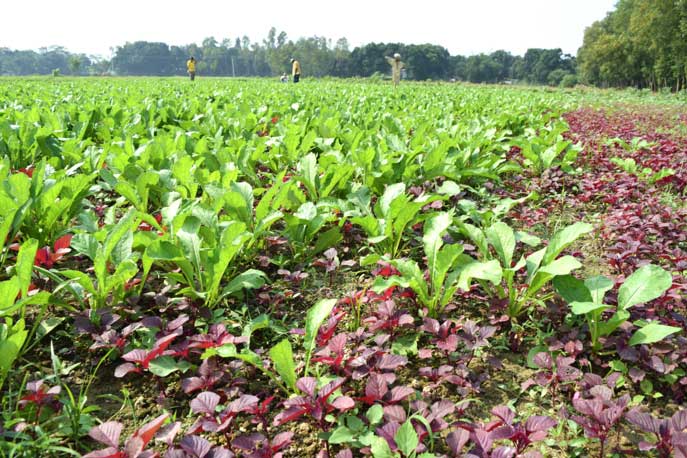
[190,392,220,415]
[82,447,122,458]
[384,405,407,423]
[673,410,687,431]
[365,375,389,401]
[155,421,181,446]
[88,421,123,448]
[491,406,515,425]
[330,396,355,411]
[626,410,659,434]
[232,434,264,451]
[446,428,470,454]
[389,386,415,403]
[114,362,139,378]
[525,416,557,433]
[226,395,259,414]
[377,354,408,371]
[532,352,552,369]
[491,447,516,458]
[271,432,294,450]
[180,435,213,458]
[296,377,318,397]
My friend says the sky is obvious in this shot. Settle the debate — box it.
[1,0,617,58]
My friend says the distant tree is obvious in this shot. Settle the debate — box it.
[69,56,81,75]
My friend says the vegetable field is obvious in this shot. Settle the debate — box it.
[0,78,686,458]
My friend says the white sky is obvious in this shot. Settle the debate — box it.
[2,0,616,58]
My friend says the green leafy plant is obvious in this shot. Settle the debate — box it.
[374,212,502,318]
[65,210,140,308]
[203,299,337,395]
[515,120,581,174]
[461,220,591,319]
[352,183,439,261]
[554,265,680,353]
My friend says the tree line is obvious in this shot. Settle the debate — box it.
[0,28,577,86]
[578,0,687,90]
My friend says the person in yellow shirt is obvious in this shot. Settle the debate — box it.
[187,56,196,81]
[385,53,404,87]
[290,58,301,83]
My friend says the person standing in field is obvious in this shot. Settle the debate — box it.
[385,53,404,87]
[187,56,196,81]
[290,58,301,83]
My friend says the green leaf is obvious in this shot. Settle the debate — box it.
[220,269,268,299]
[515,231,541,247]
[370,436,394,458]
[629,322,681,346]
[460,223,488,259]
[313,226,343,255]
[618,265,672,310]
[304,299,337,376]
[542,222,593,265]
[570,302,609,315]
[584,276,613,304]
[328,426,355,444]
[70,233,98,261]
[269,339,297,392]
[0,277,21,316]
[486,221,515,267]
[0,319,27,385]
[15,239,38,299]
[395,420,419,456]
[148,356,187,377]
[457,259,502,291]
[366,404,384,425]
[391,333,418,356]
[553,275,592,304]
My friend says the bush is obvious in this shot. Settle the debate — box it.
[560,74,578,88]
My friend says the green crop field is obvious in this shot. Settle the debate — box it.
[0,77,686,457]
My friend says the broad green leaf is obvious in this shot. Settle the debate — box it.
[313,227,342,255]
[457,259,502,291]
[525,248,546,279]
[542,222,593,265]
[15,239,38,299]
[395,420,419,456]
[220,269,268,299]
[269,339,297,392]
[328,426,355,444]
[629,322,681,346]
[598,310,631,337]
[618,265,672,310]
[0,277,21,316]
[553,275,592,304]
[105,259,138,292]
[529,256,582,295]
[149,356,184,377]
[486,221,515,267]
[423,212,452,263]
[206,221,250,306]
[0,319,27,384]
[515,230,541,247]
[584,276,613,304]
[570,302,609,315]
[460,223,488,259]
[377,183,405,218]
[538,256,582,276]
[370,436,394,458]
[366,404,384,425]
[70,233,98,261]
[304,299,337,376]
[294,201,317,221]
